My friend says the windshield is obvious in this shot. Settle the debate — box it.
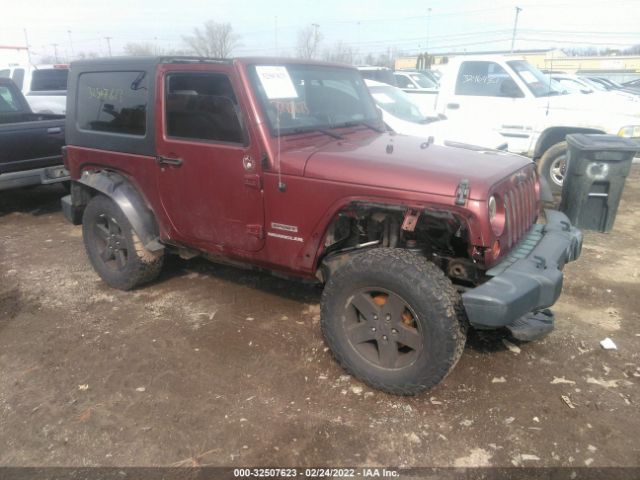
[409,73,437,89]
[507,60,563,97]
[0,84,22,112]
[249,64,380,136]
[369,84,427,124]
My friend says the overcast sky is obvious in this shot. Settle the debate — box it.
[1,0,639,62]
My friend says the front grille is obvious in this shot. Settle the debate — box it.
[503,175,537,249]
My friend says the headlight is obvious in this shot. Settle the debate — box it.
[617,125,640,138]
[488,195,497,221]
[488,195,505,236]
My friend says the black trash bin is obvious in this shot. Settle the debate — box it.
[560,134,638,232]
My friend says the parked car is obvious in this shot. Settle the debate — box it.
[392,71,439,115]
[0,77,67,190]
[551,73,639,103]
[587,76,640,97]
[435,56,640,193]
[622,78,640,93]
[61,56,582,395]
[365,79,507,150]
[356,66,397,86]
[0,64,68,114]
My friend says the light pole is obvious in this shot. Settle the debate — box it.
[67,30,74,61]
[105,37,113,57]
[426,7,432,52]
[51,43,59,62]
[510,6,522,53]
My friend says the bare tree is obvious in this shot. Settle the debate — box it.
[296,25,322,59]
[182,21,241,58]
[323,41,355,65]
[123,42,155,56]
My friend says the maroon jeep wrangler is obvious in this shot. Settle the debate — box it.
[61,57,582,395]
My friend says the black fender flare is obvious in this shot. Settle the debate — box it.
[77,171,164,252]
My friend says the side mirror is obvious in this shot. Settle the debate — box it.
[499,78,524,98]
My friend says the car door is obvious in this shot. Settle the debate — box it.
[156,65,265,252]
[442,60,537,154]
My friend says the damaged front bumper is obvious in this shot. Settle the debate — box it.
[462,209,583,335]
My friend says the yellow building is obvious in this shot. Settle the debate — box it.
[396,49,640,79]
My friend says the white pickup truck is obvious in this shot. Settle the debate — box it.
[0,64,68,115]
[433,55,640,192]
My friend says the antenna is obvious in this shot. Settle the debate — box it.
[546,52,553,116]
[276,106,285,192]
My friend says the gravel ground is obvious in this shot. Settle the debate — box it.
[0,167,639,469]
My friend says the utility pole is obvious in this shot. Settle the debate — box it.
[311,23,320,59]
[105,36,113,57]
[23,28,32,65]
[274,16,278,54]
[510,6,522,53]
[51,43,59,62]
[426,7,432,52]
[67,30,74,60]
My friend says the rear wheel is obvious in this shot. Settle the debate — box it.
[82,194,164,290]
[321,248,467,395]
[538,141,567,195]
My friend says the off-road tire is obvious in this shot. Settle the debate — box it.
[321,248,467,395]
[82,194,164,290]
[538,141,567,195]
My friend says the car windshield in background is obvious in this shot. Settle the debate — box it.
[410,73,437,89]
[369,84,428,124]
[0,85,21,112]
[31,68,68,91]
[249,64,380,136]
[508,60,563,97]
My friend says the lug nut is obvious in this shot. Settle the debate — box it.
[371,327,376,332]
[382,335,388,341]
[391,328,398,334]
[373,315,378,320]
[386,314,391,321]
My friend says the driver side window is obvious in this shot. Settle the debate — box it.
[455,61,522,98]
[394,75,413,89]
[165,72,246,145]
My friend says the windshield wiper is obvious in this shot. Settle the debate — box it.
[287,127,343,140]
[337,120,385,133]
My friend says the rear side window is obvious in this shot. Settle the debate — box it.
[77,71,148,136]
[455,61,515,97]
[31,68,68,91]
[165,72,245,145]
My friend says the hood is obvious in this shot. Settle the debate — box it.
[302,133,532,200]
[535,92,640,121]
[384,113,507,150]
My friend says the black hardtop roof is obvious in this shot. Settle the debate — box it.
[70,56,233,68]
[69,56,357,70]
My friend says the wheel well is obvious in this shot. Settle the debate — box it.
[72,170,163,252]
[534,127,604,159]
[317,203,480,285]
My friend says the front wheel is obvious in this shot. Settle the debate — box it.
[538,141,567,195]
[320,248,467,395]
[82,194,164,290]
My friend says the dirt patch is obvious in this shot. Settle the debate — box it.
[0,171,639,468]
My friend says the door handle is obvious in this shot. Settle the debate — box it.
[446,103,460,110]
[157,156,183,167]
[47,127,62,134]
